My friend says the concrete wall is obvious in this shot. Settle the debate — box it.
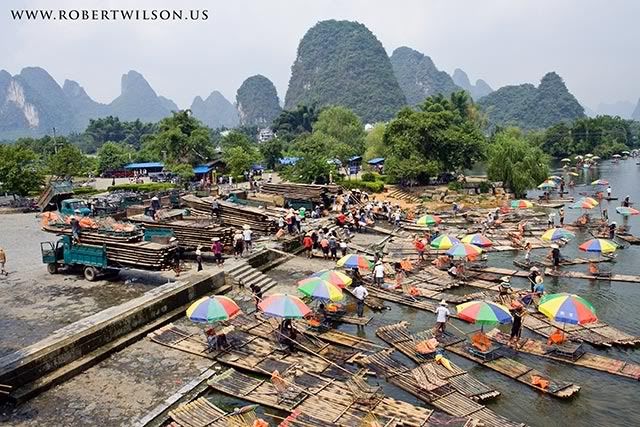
[0,271,225,392]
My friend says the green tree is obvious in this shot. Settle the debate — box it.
[223,146,260,177]
[363,123,386,161]
[220,131,254,152]
[167,163,195,184]
[282,133,335,184]
[47,144,87,177]
[487,128,550,197]
[313,106,366,161]
[141,111,213,165]
[271,104,320,141]
[97,142,135,173]
[383,92,486,183]
[0,145,44,197]
[259,137,285,170]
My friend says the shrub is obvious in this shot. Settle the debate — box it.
[478,181,492,194]
[107,183,176,193]
[73,187,101,196]
[339,179,385,193]
[361,172,377,182]
[448,181,462,191]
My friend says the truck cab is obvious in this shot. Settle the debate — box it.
[41,235,109,281]
[60,199,91,217]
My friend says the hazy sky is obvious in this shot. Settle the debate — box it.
[2,0,639,110]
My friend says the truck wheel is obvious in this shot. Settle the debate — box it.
[84,266,97,281]
[47,263,58,274]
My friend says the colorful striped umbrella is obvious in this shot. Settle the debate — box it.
[186,296,241,324]
[616,206,640,216]
[310,269,352,288]
[416,214,442,226]
[583,197,599,206]
[548,176,562,182]
[510,199,533,209]
[456,301,513,326]
[297,278,343,302]
[537,181,557,190]
[446,243,483,258]
[579,239,618,254]
[569,199,597,209]
[561,158,571,162]
[430,234,460,250]
[461,233,493,247]
[541,228,575,241]
[591,179,609,186]
[258,294,311,319]
[336,254,374,270]
[538,293,597,325]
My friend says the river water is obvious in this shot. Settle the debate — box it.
[207,159,640,427]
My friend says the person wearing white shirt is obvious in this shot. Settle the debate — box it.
[434,300,450,335]
[373,261,385,285]
[352,283,369,318]
[242,227,253,253]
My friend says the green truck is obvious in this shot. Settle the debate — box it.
[40,235,112,281]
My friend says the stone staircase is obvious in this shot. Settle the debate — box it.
[386,186,422,204]
[226,261,278,292]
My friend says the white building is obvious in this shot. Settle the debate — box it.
[258,127,275,142]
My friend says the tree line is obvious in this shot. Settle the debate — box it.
[1,92,638,198]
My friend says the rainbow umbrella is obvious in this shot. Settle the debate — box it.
[258,294,311,319]
[510,199,533,209]
[461,233,493,247]
[297,278,343,302]
[583,197,599,206]
[538,293,597,325]
[569,199,597,209]
[548,176,562,182]
[186,296,241,323]
[446,243,483,258]
[310,269,352,288]
[616,206,640,216]
[541,228,575,241]
[538,181,557,190]
[591,179,609,186]
[416,214,442,226]
[579,239,618,254]
[430,234,460,250]
[336,254,374,270]
[456,300,513,327]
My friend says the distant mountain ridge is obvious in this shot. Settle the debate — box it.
[452,69,493,100]
[190,90,239,128]
[477,72,585,129]
[0,67,177,139]
[390,46,461,105]
[285,19,406,122]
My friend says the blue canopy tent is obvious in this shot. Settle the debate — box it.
[367,157,385,166]
[124,162,164,173]
[279,157,299,166]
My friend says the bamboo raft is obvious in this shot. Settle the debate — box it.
[470,265,640,285]
[168,397,263,427]
[132,218,234,249]
[208,367,465,427]
[617,234,640,245]
[375,324,500,401]
[378,323,581,399]
[356,350,524,427]
[485,329,640,380]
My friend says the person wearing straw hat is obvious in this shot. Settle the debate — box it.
[528,266,540,292]
[550,244,561,270]
[508,301,525,347]
[434,300,450,336]
[243,225,253,254]
[373,260,385,285]
[195,245,204,271]
[211,237,223,266]
[233,230,244,259]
